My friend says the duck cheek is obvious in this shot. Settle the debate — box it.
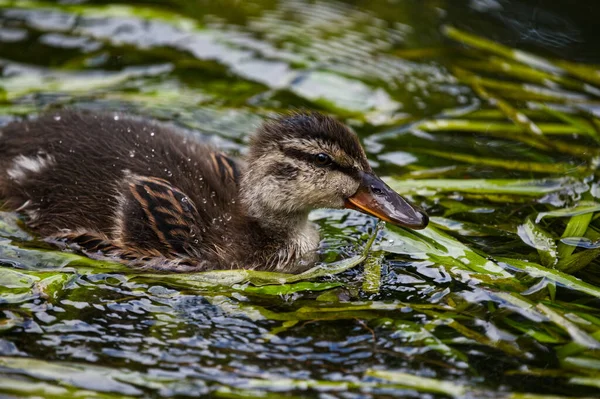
[339,178,360,202]
[310,185,343,209]
[324,179,359,209]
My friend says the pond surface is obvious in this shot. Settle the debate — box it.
[1,1,600,398]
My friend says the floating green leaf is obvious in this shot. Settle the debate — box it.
[517,218,558,267]
[366,369,467,398]
[381,225,511,277]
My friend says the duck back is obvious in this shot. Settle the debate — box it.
[0,111,242,268]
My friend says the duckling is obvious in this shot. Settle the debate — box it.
[0,111,428,272]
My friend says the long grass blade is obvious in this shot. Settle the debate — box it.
[536,203,600,222]
[557,213,594,262]
[452,67,593,104]
[362,251,383,294]
[537,304,600,350]
[497,257,600,299]
[556,248,600,274]
[538,104,600,140]
[443,26,563,74]
[457,57,600,96]
[444,25,600,87]
[418,119,591,135]
[416,118,599,157]
[412,148,582,174]
[387,177,580,196]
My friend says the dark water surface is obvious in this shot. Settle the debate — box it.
[1,1,600,398]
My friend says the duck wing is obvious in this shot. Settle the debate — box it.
[116,174,203,257]
[49,174,203,260]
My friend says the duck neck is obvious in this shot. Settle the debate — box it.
[238,174,319,270]
[238,162,309,234]
[239,193,313,239]
[244,209,319,272]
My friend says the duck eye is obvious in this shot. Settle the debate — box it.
[314,153,332,167]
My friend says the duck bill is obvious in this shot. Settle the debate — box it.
[345,172,429,229]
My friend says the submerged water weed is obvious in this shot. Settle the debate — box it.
[1,1,600,398]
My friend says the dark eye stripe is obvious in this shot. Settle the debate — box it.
[280,147,359,178]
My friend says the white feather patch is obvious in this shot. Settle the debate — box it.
[7,154,55,182]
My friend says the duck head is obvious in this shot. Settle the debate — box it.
[240,112,428,229]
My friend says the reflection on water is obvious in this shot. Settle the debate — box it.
[1,0,599,398]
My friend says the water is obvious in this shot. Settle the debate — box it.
[1,1,600,398]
